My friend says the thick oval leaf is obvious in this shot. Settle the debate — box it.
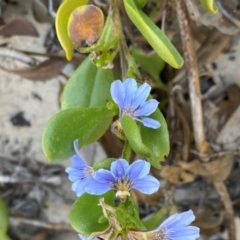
[55,0,88,60]
[61,57,114,110]
[0,231,11,240]
[200,0,218,14]
[68,5,104,49]
[70,191,114,235]
[120,115,151,159]
[93,158,115,171]
[131,45,167,90]
[124,0,184,69]
[140,109,170,169]
[42,106,113,162]
[0,197,9,233]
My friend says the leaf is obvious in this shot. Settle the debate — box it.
[0,58,66,81]
[142,206,167,229]
[61,57,114,109]
[93,158,115,171]
[42,106,114,163]
[131,45,165,82]
[120,115,151,158]
[133,0,147,8]
[68,5,104,49]
[0,231,11,240]
[200,0,218,14]
[0,197,9,233]
[56,0,88,60]
[123,0,184,69]
[140,109,170,169]
[0,19,38,37]
[69,191,114,235]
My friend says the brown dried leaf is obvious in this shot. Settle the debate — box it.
[68,5,104,49]
[160,165,195,184]
[0,19,39,37]
[193,207,224,236]
[179,154,234,182]
[0,58,66,81]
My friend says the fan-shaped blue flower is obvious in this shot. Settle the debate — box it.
[129,209,200,240]
[85,158,160,200]
[65,140,94,197]
[157,209,200,240]
[110,78,160,129]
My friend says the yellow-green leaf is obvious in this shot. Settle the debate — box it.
[55,0,88,60]
[200,0,218,14]
[124,0,184,69]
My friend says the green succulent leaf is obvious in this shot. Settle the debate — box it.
[42,106,114,163]
[55,0,88,60]
[69,191,114,235]
[124,0,184,69]
[142,206,167,229]
[0,231,11,240]
[200,0,218,14]
[93,158,115,171]
[0,197,9,233]
[120,115,151,159]
[140,109,170,169]
[61,57,114,110]
[121,109,169,169]
[133,0,147,8]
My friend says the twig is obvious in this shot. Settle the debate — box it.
[10,217,73,231]
[213,182,236,240]
[175,0,209,157]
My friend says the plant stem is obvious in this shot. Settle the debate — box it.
[111,0,141,80]
[175,0,209,158]
[122,140,132,161]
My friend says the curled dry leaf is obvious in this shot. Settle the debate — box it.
[0,19,39,37]
[160,165,195,184]
[179,154,234,182]
[0,58,66,81]
[193,207,224,236]
[68,5,104,49]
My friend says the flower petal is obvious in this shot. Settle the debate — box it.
[65,168,88,181]
[93,169,115,183]
[127,160,150,180]
[134,99,159,117]
[160,210,195,231]
[110,80,125,110]
[122,78,137,109]
[131,83,151,110]
[131,175,160,194]
[110,159,129,179]
[167,226,200,240]
[72,179,86,197]
[85,178,112,195]
[71,155,88,169]
[136,117,161,129]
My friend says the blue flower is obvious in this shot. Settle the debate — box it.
[85,158,160,200]
[110,78,160,129]
[129,209,200,240]
[157,210,200,240]
[65,140,94,197]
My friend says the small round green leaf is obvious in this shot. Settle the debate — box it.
[69,191,114,235]
[42,106,114,162]
[61,57,114,110]
[93,158,115,171]
[0,197,9,233]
